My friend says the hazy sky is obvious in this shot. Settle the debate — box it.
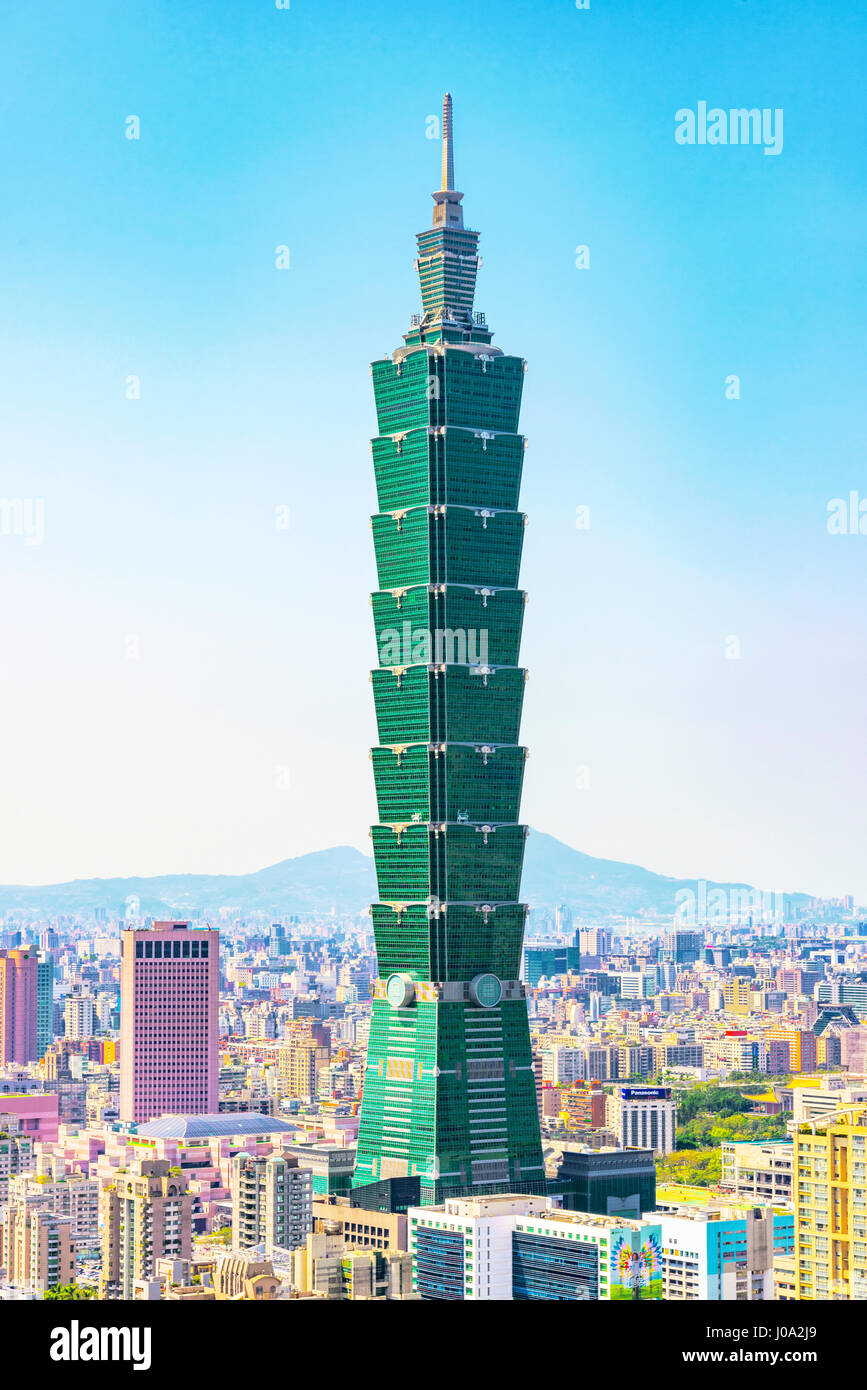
[1,0,865,899]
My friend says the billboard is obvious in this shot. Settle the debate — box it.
[609,1226,663,1301]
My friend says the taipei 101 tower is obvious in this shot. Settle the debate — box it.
[353,96,546,1205]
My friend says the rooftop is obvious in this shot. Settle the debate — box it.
[654,1184,792,1217]
[135,1112,298,1140]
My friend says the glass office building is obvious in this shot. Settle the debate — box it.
[353,96,545,1205]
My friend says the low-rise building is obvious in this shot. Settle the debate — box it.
[720,1140,793,1205]
[312,1198,406,1251]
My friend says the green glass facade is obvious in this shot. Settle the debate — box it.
[353,96,545,1206]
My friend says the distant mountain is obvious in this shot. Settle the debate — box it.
[0,832,813,922]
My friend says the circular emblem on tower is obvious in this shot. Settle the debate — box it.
[469,973,502,1008]
[385,973,416,1009]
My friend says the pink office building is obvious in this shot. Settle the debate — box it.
[0,948,38,1065]
[119,921,219,1124]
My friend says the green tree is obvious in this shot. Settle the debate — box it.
[44,1283,95,1301]
[656,1148,722,1187]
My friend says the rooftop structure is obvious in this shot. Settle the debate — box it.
[135,1112,298,1140]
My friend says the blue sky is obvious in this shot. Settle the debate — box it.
[0,0,865,899]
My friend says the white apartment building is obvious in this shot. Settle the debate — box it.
[7,1169,100,1255]
[63,995,95,1041]
[540,1046,586,1086]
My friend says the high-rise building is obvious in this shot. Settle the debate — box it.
[63,993,95,1041]
[353,95,544,1206]
[36,950,54,1060]
[3,1190,74,1295]
[7,1168,99,1258]
[606,1086,676,1155]
[765,1026,817,1074]
[281,1140,356,1199]
[523,943,581,987]
[100,1158,193,1299]
[119,921,219,1124]
[230,1151,313,1254]
[278,1036,330,1100]
[793,1106,867,1300]
[661,930,703,965]
[722,977,753,1016]
[0,947,38,1065]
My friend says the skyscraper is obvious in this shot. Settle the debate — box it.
[119,920,219,1124]
[353,96,545,1205]
[0,947,38,1065]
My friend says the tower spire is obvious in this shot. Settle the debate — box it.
[432,91,464,228]
[441,91,454,191]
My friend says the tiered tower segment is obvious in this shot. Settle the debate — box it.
[353,96,546,1206]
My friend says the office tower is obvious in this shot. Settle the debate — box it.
[409,1195,663,1301]
[230,1151,313,1254]
[606,1085,676,1155]
[0,947,38,1065]
[661,929,703,965]
[282,1140,357,1199]
[119,921,219,1124]
[554,904,573,933]
[353,94,544,1205]
[522,942,581,986]
[579,928,611,958]
[793,1107,867,1300]
[3,1191,75,1295]
[552,1146,656,1217]
[36,950,54,1059]
[100,1158,193,1299]
[269,923,291,957]
[63,993,95,1041]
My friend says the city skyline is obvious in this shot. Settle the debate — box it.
[1,0,864,902]
[1,0,864,1329]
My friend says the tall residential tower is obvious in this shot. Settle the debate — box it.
[353,96,545,1205]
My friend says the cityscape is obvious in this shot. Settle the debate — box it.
[1,0,863,1357]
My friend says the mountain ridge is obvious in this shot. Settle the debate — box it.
[0,833,814,922]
